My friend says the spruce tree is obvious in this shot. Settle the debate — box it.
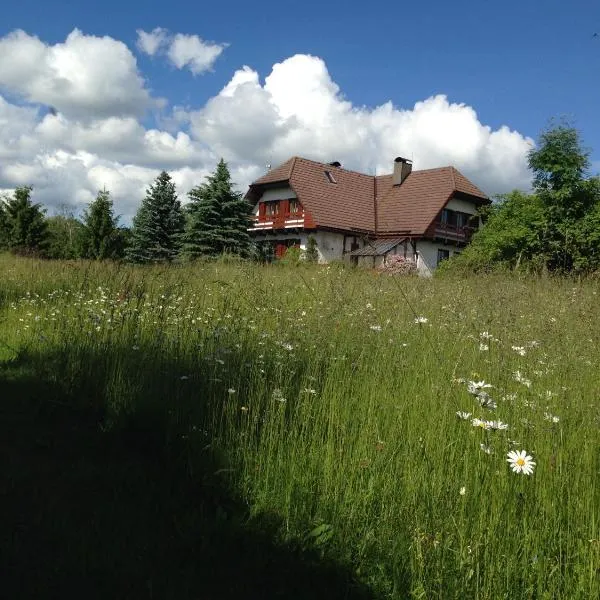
[80,189,120,259]
[0,198,9,250]
[4,186,49,256]
[126,171,184,263]
[183,159,252,259]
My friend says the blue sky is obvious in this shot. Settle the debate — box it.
[1,0,599,218]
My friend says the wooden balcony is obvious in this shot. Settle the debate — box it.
[251,210,305,231]
[434,221,477,242]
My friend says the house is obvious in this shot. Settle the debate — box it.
[245,156,489,274]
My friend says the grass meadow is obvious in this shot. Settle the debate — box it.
[1,253,598,599]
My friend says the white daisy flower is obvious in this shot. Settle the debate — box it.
[488,420,509,430]
[507,450,536,475]
[472,418,491,430]
[544,412,560,423]
[476,391,497,410]
[459,486,466,496]
[456,411,472,420]
[369,325,382,332]
[480,443,493,454]
[512,346,527,356]
[513,371,532,387]
[467,380,493,393]
[479,343,489,352]
[414,316,429,324]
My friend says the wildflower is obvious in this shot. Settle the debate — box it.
[480,443,493,454]
[456,411,472,420]
[476,391,497,410]
[512,346,526,356]
[472,418,491,429]
[414,316,428,324]
[369,325,382,332]
[480,331,493,340]
[180,375,189,380]
[544,412,560,423]
[488,420,509,431]
[479,343,489,352]
[240,406,249,413]
[272,389,287,403]
[227,388,236,395]
[507,450,536,475]
[513,371,531,388]
[459,486,466,496]
[301,388,317,395]
[467,381,493,393]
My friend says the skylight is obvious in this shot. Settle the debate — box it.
[324,170,337,184]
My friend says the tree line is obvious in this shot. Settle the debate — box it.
[0,159,254,262]
[444,122,600,274]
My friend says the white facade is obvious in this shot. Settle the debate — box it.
[414,239,462,277]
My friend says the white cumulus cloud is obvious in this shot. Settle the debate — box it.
[167,33,227,75]
[0,29,156,119]
[136,27,169,56]
[191,54,534,194]
[136,28,227,75]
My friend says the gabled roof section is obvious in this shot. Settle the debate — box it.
[376,167,488,236]
[251,157,297,186]
[288,158,375,231]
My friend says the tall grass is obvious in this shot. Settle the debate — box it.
[1,253,598,598]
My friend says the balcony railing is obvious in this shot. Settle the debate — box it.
[252,211,305,230]
[434,221,477,241]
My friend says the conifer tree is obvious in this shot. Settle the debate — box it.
[3,186,49,256]
[0,199,9,250]
[183,159,252,258]
[80,189,120,259]
[126,171,184,263]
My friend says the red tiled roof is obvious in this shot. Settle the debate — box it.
[289,158,375,232]
[248,157,488,236]
[252,157,297,186]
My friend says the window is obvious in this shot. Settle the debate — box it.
[324,170,337,184]
[289,199,301,216]
[264,201,279,218]
[440,209,457,227]
[456,212,472,228]
[437,249,450,264]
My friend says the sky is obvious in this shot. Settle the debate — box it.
[1,0,599,222]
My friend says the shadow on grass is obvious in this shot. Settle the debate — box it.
[0,352,380,600]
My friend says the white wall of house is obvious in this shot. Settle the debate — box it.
[445,197,477,214]
[313,231,345,262]
[251,229,369,263]
[414,240,462,277]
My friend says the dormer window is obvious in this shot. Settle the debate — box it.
[324,170,337,184]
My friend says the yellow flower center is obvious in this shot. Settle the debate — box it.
[516,458,525,466]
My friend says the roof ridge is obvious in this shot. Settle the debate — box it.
[294,156,374,178]
[289,156,298,179]
[449,166,456,189]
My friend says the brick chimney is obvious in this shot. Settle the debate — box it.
[392,156,412,186]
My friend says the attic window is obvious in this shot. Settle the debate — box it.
[324,170,337,184]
